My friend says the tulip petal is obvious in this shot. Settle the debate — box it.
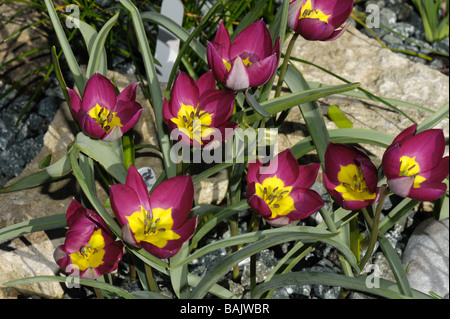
[322,0,354,27]
[388,176,415,198]
[149,175,194,228]
[68,88,82,118]
[116,82,139,105]
[82,73,117,111]
[115,101,142,133]
[292,163,321,188]
[213,21,231,59]
[408,182,448,201]
[400,129,445,171]
[392,123,417,144]
[296,18,335,41]
[125,165,151,211]
[110,184,143,225]
[170,71,199,113]
[247,182,272,218]
[196,70,217,99]
[206,41,230,85]
[290,187,324,219]
[259,149,300,186]
[225,56,250,91]
[246,53,279,88]
[199,90,235,127]
[230,20,273,60]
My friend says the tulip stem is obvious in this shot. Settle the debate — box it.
[274,33,299,98]
[250,210,261,292]
[145,264,159,293]
[358,187,389,272]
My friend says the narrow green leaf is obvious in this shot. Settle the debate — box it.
[0,154,72,194]
[251,271,432,299]
[378,237,414,297]
[378,197,419,234]
[4,276,136,299]
[85,13,119,77]
[328,104,353,128]
[66,15,107,76]
[119,0,175,179]
[170,241,190,299]
[417,103,449,133]
[0,214,67,244]
[43,0,86,94]
[245,82,360,124]
[38,154,52,169]
[245,89,272,119]
[74,132,127,184]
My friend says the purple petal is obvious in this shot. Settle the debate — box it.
[78,112,107,139]
[207,41,230,85]
[321,0,354,27]
[173,216,198,245]
[170,72,199,112]
[199,90,235,126]
[229,20,273,60]
[382,143,402,179]
[392,123,417,144]
[292,163,321,188]
[149,175,194,228]
[225,56,250,91]
[110,184,143,226]
[400,129,445,171]
[115,101,142,133]
[63,219,95,253]
[96,241,124,275]
[408,182,447,201]
[295,19,335,41]
[196,70,217,99]
[420,156,449,183]
[68,88,82,118]
[82,73,117,111]
[246,182,272,218]
[116,82,139,105]
[125,165,151,211]
[213,21,231,59]
[247,160,264,184]
[290,187,324,219]
[246,53,279,87]
[258,149,300,186]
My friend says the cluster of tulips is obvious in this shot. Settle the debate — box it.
[52,0,448,286]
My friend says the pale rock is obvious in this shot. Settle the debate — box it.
[402,218,449,298]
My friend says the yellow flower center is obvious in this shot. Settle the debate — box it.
[170,103,215,145]
[299,0,331,23]
[70,229,106,271]
[399,156,426,188]
[255,175,295,220]
[126,206,180,248]
[88,103,123,133]
[222,56,253,72]
[334,164,377,202]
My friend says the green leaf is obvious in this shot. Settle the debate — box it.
[74,132,127,184]
[170,241,190,299]
[43,0,86,94]
[66,14,108,76]
[245,89,272,119]
[189,230,359,299]
[245,82,360,124]
[0,214,67,244]
[85,13,119,78]
[38,154,52,169]
[0,154,72,194]
[328,104,353,128]
[378,237,413,297]
[417,103,449,133]
[251,271,432,299]
[119,0,175,179]
[4,276,136,299]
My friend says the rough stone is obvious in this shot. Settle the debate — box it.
[402,218,449,298]
[280,25,449,163]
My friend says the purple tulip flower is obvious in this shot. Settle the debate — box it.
[382,123,449,201]
[54,200,124,279]
[68,73,143,142]
[110,165,197,259]
[163,71,237,148]
[323,142,379,210]
[207,20,280,91]
[246,149,324,227]
[287,0,354,41]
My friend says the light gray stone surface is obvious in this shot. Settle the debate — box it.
[402,218,449,298]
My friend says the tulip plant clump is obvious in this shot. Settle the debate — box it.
[0,0,448,300]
